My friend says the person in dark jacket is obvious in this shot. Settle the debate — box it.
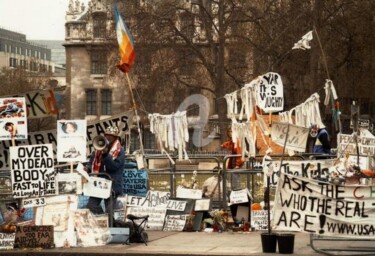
[85,126,125,214]
[311,124,331,155]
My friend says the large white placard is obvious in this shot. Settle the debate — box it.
[10,144,55,198]
[256,72,284,113]
[57,120,87,162]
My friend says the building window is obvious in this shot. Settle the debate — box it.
[91,50,107,74]
[86,89,97,115]
[101,89,112,115]
[93,13,106,38]
[9,58,17,67]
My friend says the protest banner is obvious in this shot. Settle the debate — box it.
[56,173,82,195]
[0,97,28,141]
[57,120,87,162]
[0,111,134,170]
[271,122,309,152]
[123,169,148,196]
[265,159,334,187]
[10,144,55,198]
[272,172,375,239]
[256,72,284,113]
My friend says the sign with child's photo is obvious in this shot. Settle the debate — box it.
[57,120,87,162]
[0,97,27,141]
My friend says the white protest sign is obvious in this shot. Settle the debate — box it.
[10,144,56,198]
[0,97,28,141]
[0,232,16,250]
[273,172,375,239]
[229,189,249,205]
[176,187,202,199]
[22,197,46,208]
[166,200,187,211]
[57,120,87,162]
[83,176,112,199]
[163,215,188,231]
[271,122,309,152]
[256,72,284,113]
[266,159,334,187]
[251,210,269,230]
[194,199,211,211]
[56,173,82,195]
[127,206,167,231]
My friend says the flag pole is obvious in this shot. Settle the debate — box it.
[313,26,330,80]
[125,73,144,155]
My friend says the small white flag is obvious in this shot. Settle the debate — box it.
[292,30,313,50]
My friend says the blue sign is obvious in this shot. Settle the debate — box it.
[123,169,148,196]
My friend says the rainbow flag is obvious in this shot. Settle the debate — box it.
[114,5,135,73]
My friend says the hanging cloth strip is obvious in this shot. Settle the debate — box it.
[278,93,325,128]
[148,111,189,162]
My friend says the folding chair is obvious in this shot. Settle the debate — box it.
[125,214,149,246]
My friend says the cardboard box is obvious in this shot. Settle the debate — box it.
[109,227,130,243]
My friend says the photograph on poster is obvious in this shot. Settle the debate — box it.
[0,97,27,140]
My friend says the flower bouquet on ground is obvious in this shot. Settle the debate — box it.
[208,209,229,232]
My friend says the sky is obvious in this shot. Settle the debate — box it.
[0,0,89,40]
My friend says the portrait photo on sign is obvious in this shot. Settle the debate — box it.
[56,173,82,195]
[0,97,27,141]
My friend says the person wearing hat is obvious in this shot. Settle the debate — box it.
[85,126,125,214]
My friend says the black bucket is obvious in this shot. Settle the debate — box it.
[261,233,277,253]
[277,233,295,254]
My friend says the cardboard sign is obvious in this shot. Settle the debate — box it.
[337,133,375,156]
[256,72,284,113]
[0,232,15,250]
[271,122,309,152]
[14,225,54,249]
[123,169,148,196]
[10,144,56,198]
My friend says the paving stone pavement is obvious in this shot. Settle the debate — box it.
[2,230,375,256]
